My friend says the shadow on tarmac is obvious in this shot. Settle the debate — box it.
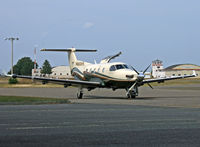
[84,95,198,100]
[84,95,157,100]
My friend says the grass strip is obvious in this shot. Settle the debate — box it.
[0,95,70,105]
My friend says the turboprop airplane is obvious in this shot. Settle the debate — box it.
[10,48,196,99]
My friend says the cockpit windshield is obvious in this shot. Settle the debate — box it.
[109,64,130,71]
[115,64,124,70]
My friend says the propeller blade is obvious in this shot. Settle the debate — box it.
[147,83,154,89]
[131,66,139,75]
[143,64,151,74]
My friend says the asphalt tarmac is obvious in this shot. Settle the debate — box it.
[0,85,200,108]
[0,85,200,146]
[1,104,200,147]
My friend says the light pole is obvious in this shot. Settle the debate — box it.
[5,37,19,75]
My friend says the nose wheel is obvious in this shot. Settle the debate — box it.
[127,91,136,99]
[126,84,138,99]
[77,89,83,99]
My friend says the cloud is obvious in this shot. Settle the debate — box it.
[83,22,95,29]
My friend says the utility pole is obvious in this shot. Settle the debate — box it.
[5,37,19,75]
[34,47,37,73]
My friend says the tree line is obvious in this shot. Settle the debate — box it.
[8,57,52,76]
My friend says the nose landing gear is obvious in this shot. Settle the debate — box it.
[126,83,138,99]
[77,88,83,99]
[127,90,137,99]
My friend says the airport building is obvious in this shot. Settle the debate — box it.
[152,60,166,78]
[32,68,42,77]
[152,59,200,78]
[51,66,73,79]
[32,66,73,79]
[164,64,200,77]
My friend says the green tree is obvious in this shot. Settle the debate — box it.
[41,60,52,75]
[8,57,35,76]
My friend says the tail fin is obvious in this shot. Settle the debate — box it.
[41,48,97,70]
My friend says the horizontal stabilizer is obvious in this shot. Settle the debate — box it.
[41,48,97,52]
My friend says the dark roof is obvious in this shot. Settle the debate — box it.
[152,59,162,63]
[164,64,200,70]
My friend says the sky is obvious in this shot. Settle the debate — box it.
[0,0,200,72]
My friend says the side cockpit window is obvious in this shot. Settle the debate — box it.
[123,64,129,69]
[109,65,116,71]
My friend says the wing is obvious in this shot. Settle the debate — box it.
[142,72,196,84]
[11,75,102,88]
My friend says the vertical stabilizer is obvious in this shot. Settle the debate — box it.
[67,48,77,70]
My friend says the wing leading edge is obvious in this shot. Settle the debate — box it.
[142,71,196,84]
[11,75,102,87]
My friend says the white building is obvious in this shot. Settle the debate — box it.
[144,72,151,79]
[32,66,73,79]
[152,60,166,78]
[50,66,73,79]
[32,68,42,77]
[152,60,200,78]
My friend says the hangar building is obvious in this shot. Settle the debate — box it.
[32,66,73,79]
[152,60,200,78]
[164,64,200,77]
[51,66,73,79]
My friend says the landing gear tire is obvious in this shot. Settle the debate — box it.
[127,91,136,99]
[77,92,83,99]
[131,94,136,99]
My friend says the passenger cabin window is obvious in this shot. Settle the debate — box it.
[86,69,88,72]
[109,65,116,71]
[98,68,100,72]
[102,68,105,73]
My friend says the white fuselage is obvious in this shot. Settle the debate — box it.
[75,62,138,82]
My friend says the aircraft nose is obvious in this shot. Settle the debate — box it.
[137,74,145,80]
